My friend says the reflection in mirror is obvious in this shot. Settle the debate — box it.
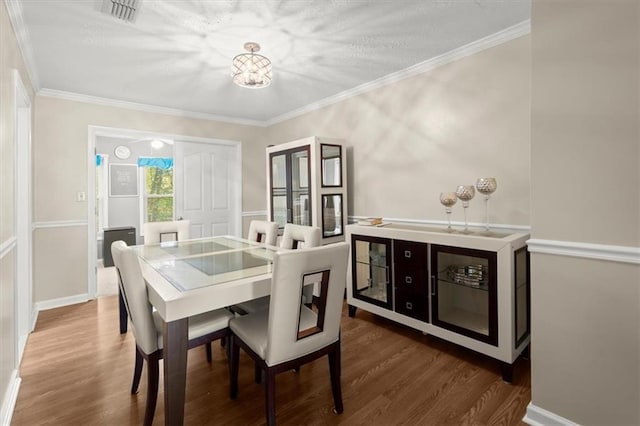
[321,144,341,187]
[271,154,286,188]
[322,194,342,237]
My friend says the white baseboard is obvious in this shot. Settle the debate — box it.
[30,306,38,332]
[0,370,21,426]
[36,293,91,312]
[524,402,578,426]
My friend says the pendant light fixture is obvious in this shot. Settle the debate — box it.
[231,42,272,88]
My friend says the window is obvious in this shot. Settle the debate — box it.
[139,157,174,224]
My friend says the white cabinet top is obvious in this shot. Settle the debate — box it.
[346,223,529,252]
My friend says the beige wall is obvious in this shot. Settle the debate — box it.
[530,0,640,424]
[32,34,531,305]
[0,0,35,417]
[266,35,531,228]
[32,97,267,302]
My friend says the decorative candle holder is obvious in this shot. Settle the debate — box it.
[476,178,497,231]
[439,192,458,231]
[455,185,475,233]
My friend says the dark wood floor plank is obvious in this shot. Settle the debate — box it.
[12,296,530,425]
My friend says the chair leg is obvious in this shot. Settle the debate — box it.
[230,336,240,399]
[265,369,277,426]
[144,353,160,426]
[131,347,144,394]
[118,289,128,334]
[205,342,212,363]
[328,345,344,414]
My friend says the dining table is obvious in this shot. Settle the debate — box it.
[132,235,279,426]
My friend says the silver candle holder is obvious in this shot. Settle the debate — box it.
[455,185,475,233]
[439,192,458,231]
[476,178,497,231]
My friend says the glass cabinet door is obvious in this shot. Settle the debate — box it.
[321,144,342,187]
[269,146,311,229]
[290,149,310,226]
[270,153,288,228]
[322,194,343,238]
[431,245,498,346]
[351,235,392,309]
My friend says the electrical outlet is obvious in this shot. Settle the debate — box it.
[76,191,86,202]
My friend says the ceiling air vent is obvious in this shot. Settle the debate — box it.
[101,0,140,23]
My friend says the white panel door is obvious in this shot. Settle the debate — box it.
[174,140,241,238]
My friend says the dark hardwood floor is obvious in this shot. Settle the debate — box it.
[12,296,530,425]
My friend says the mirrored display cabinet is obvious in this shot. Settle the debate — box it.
[267,137,348,243]
[346,223,530,382]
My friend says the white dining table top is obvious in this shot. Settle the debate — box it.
[132,236,278,322]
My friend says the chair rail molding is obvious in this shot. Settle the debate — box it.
[527,238,640,265]
[0,237,17,259]
[33,219,88,229]
[242,210,268,217]
[524,403,579,426]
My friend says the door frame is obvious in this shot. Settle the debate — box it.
[14,70,33,364]
[87,125,242,298]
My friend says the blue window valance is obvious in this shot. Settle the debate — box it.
[138,157,173,170]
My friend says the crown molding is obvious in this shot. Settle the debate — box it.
[37,88,268,127]
[527,238,640,265]
[265,19,531,126]
[31,19,530,128]
[5,0,40,90]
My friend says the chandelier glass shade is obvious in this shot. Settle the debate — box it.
[232,42,272,88]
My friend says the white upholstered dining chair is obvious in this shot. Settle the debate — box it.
[143,219,190,244]
[247,220,278,246]
[111,240,233,426]
[280,222,321,250]
[232,223,321,315]
[229,242,350,426]
[281,223,322,305]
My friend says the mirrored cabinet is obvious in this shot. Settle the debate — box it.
[267,137,347,243]
[351,235,392,310]
[431,245,498,346]
[346,223,530,382]
[269,145,311,227]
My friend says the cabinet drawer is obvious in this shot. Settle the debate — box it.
[393,267,428,293]
[395,288,428,322]
[394,240,428,265]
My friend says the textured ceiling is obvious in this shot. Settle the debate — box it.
[18,0,530,123]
